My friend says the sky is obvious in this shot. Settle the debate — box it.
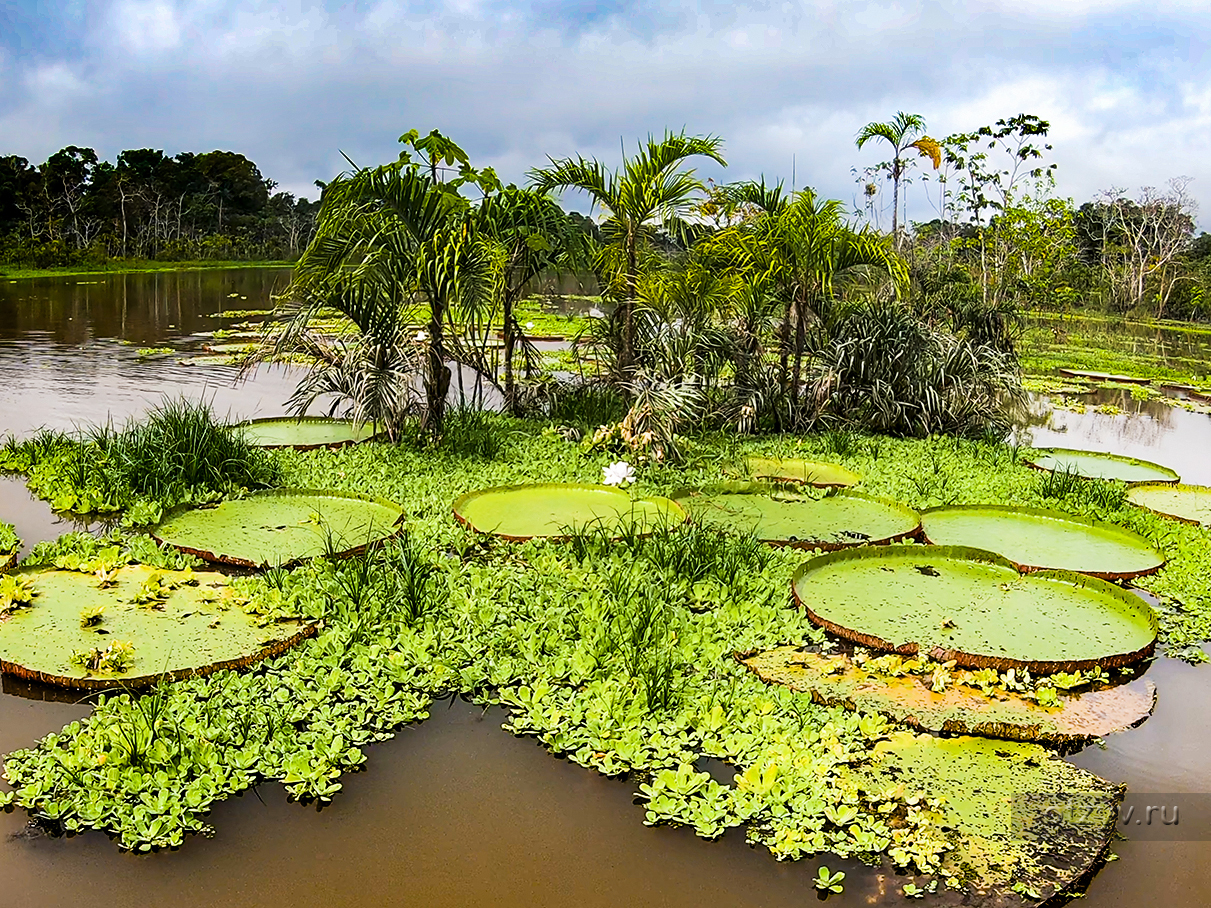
[1,0,1208,228]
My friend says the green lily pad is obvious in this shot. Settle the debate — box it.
[1127,483,1211,527]
[0,565,315,689]
[672,484,919,549]
[742,646,1156,747]
[849,731,1122,902]
[1057,368,1151,384]
[793,545,1157,672]
[1026,448,1179,484]
[745,457,860,487]
[234,416,382,450]
[452,483,686,540]
[152,490,405,568]
[921,504,1164,580]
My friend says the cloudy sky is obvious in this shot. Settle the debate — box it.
[1,0,1208,227]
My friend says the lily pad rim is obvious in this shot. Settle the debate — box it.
[1025,446,1180,484]
[151,487,407,569]
[1125,482,1211,526]
[791,543,1159,673]
[670,483,922,550]
[452,481,688,542]
[743,456,862,488]
[919,502,1166,580]
[232,415,385,451]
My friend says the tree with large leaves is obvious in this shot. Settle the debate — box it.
[529,130,726,374]
[855,112,941,246]
[475,187,592,412]
[706,185,908,426]
[255,133,494,439]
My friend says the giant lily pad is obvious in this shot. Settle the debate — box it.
[741,646,1156,747]
[152,490,404,568]
[1127,483,1211,527]
[746,457,860,487]
[849,731,1122,904]
[1026,447,1179,484]
[1057,368,1150,385]
[234,416,381,450]
[452,483,686,541]
[921,504,1164,580]
[0,565,315,689]
[793,545,1157,672]
[672,484,919,549]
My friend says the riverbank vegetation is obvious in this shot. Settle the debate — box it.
[1,414,1207,904]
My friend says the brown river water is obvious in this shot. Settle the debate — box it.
[0,270,1209,907]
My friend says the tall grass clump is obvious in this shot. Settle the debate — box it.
[0,397,279,517]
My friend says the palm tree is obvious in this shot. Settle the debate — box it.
[855,112,941,246]
[529,130,726,374]
[475,187,592,412]
[706,185,908,425]
[259,161,492,439]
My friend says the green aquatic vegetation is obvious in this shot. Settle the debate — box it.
[0,398,280,517]
[814,866,845,893]
[135,347,174,358]
[70,640,135,673]
[1,422,1199,902]
[1,520,20,568]
[0,572,37,615]
[235,417,382,450]
[673,484,920,549]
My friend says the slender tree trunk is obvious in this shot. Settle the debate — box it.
[503,283,518,414]
[777,296,792,402]
[891,156,901,249]
[791,295,806,418]
[423,299,450,437]
[621,225,637,373]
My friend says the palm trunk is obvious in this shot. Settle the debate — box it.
[791,296,806,417]
[621,227,637,373]
[423,300,449,437]
[502,284,518,414]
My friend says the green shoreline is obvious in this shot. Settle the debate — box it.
[0,260,293,281]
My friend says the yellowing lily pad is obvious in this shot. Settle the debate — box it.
[850,731,1122,903]
[0,565,315,689]
[745,457,860,487]
[741,646,1156,747]
[452,483,686,540]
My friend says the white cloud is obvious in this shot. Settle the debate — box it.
[0,0,1207,229]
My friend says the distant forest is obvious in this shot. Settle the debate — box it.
[0,146,319,267]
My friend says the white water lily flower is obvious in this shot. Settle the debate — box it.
[525,321,535,329]
[415,330,428,341]
[602,461,636,487]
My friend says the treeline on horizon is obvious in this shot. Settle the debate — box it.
[2,119,1210,321]
[0,147,319,266]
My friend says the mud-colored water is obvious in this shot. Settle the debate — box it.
[2,272,1211,907]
